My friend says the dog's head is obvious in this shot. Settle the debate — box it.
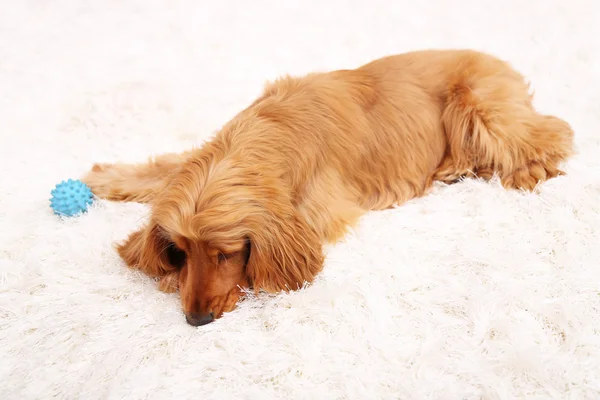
[117,155,324,326]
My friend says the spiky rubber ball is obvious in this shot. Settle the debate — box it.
[50,179,94,217]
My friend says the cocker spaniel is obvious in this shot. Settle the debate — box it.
[83,49,574,326]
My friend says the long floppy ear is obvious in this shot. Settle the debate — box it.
[245,205,325,293]
[116,223,178,278]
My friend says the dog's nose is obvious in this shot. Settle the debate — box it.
[185,312,214,326]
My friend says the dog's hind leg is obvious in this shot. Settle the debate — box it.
[433,56,574,190]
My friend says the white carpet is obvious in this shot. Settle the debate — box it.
[1,1,600,399]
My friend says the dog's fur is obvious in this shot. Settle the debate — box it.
[83,49,574,326]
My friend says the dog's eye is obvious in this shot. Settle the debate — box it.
[166,243,186,269]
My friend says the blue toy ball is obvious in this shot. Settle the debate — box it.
[50,179,94,217]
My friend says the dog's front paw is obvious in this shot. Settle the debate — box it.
[82,163,135,201]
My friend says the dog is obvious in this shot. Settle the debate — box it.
[83,49,574,326]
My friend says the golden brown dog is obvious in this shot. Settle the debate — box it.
[83,49,574,326]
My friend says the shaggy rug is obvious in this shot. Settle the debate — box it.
[1,1,599,399]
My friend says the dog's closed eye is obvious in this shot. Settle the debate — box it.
[166,242,187,269]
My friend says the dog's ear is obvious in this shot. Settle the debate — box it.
[116,223,177,278]
[244,200,324,293]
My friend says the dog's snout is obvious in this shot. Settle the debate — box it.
[185,312,215,326]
